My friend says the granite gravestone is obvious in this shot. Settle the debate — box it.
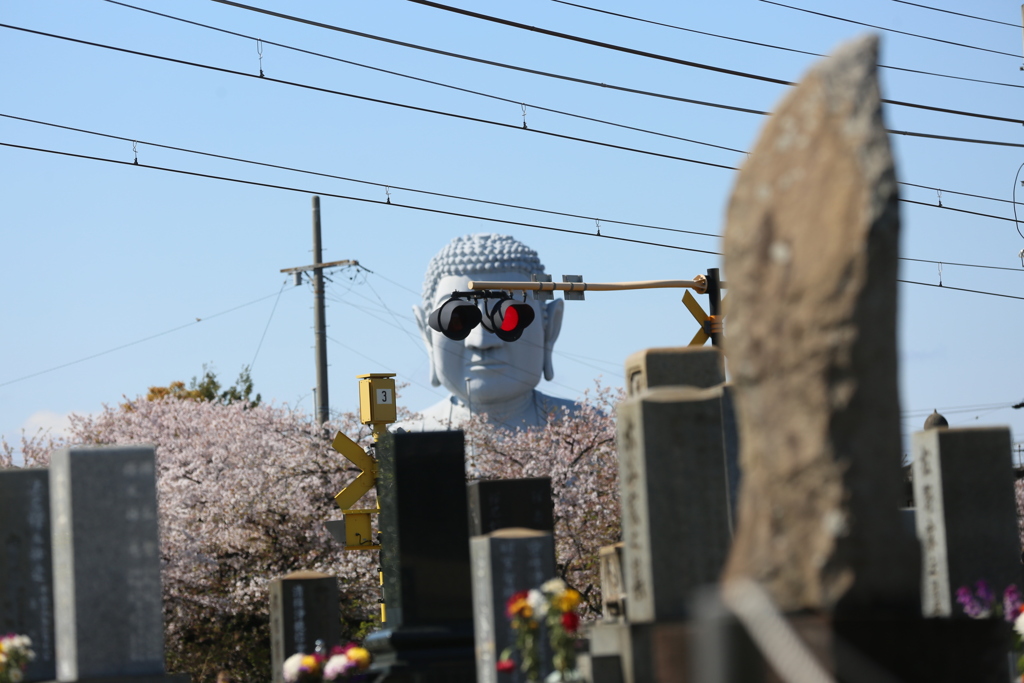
[365,430,475,683]
[466,478,554,537]
[50,446,171,682]
[912,427,1023,617]
[0,468,55,682]
[470,529,556,683]
[720,34,920,618]
[617,385,732,623]
[623,347,723,397]
[269,572,341,683]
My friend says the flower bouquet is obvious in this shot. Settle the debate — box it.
[498,578,583,682]
[956,581,1024,680]
[0,634,35,683]
[282,642,371,683]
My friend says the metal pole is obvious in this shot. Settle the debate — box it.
[707,268,722,347]
[312,196,330,425]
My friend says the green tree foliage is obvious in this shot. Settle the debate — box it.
[146,365,261,407]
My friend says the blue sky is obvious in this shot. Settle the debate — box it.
[2,0,1023,456]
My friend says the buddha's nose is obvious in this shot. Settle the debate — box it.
[464,316,501,350]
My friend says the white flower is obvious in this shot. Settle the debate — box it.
[541,578,566,595]
[282,653,304,683]
[527,589,547,616]
[1014,610,1024,639]
[323,654,350,681]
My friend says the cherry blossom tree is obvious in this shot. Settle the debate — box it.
[464,383,623,617]
[1,382,623,681]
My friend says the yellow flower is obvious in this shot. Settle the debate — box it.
[300,655,319,673]
[347,647,371,669]
[554,589,581,613]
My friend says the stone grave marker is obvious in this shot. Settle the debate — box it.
[0,468,55,682]
[466,478,554,537]
[598,543,626,621]
[617,384,732,623]
[623,347,723,397]
[912,427,1022,617]
[269,572,341,683]
[366,430,475,683]
[470,528,556,683]
[49,445,182,682]
[719,34,920,618]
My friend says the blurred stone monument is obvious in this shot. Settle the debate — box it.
[49,445,186,683]
[269,572,341,683]
[0,468,55,682]
[400,234,576,431]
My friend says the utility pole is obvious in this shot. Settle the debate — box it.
[312,197,329,426]
[280,196,359,426]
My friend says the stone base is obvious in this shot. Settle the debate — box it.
[690,591,1012,683]
[40,675,190,683]
[835,617,1011,683]
[363,625,475,683]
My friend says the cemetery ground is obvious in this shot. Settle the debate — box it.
[6,35,1024,683]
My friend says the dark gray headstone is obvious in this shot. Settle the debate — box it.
[0,468,55,682]
[616,386,732,623]
[912,427,1023,617]
[366,431,475,683]
[377,431,473,628]
[269,572,341,683]
[50,446,165,681]
[470,529,555,683]
[467,478,554,537]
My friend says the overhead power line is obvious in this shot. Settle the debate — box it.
[6,112,1023,246]
[0,23,742,171]
[398,0,1024,124]
[760,1,1021,58]
[551,0,1024,90]
[96,4,1024,154]
[102,0,747,156]
[0,287,293,389]
[892,0,1022,28]
[0,140,724,255]
[0,113,722,240]
[4,140,1023,295]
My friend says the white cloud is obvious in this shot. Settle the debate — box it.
[21,410,74,437]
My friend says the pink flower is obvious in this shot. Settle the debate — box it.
[496,659,516,673]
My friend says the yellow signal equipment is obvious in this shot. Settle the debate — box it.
[357,373,397,426]
[338,509,380,551]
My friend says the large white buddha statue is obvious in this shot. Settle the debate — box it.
[400,233,577,431]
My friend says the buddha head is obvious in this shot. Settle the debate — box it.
[414,234,564,408]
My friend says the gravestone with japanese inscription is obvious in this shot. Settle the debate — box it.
[365,430,476,683]
[49,446,176,682]
[470,528,556,683]
[912,427,1022,617]
[617,385,732,623]
[269,572,341,683]
[0,468,55,682]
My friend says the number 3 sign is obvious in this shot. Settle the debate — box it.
[377,388,393,405]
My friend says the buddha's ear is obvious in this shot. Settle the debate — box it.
[414,304,442,387]
[542,298,564,381]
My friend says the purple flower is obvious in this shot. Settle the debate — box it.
[975,580,994,605]
[956,585,991,618]
[1004,585,1023,622]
